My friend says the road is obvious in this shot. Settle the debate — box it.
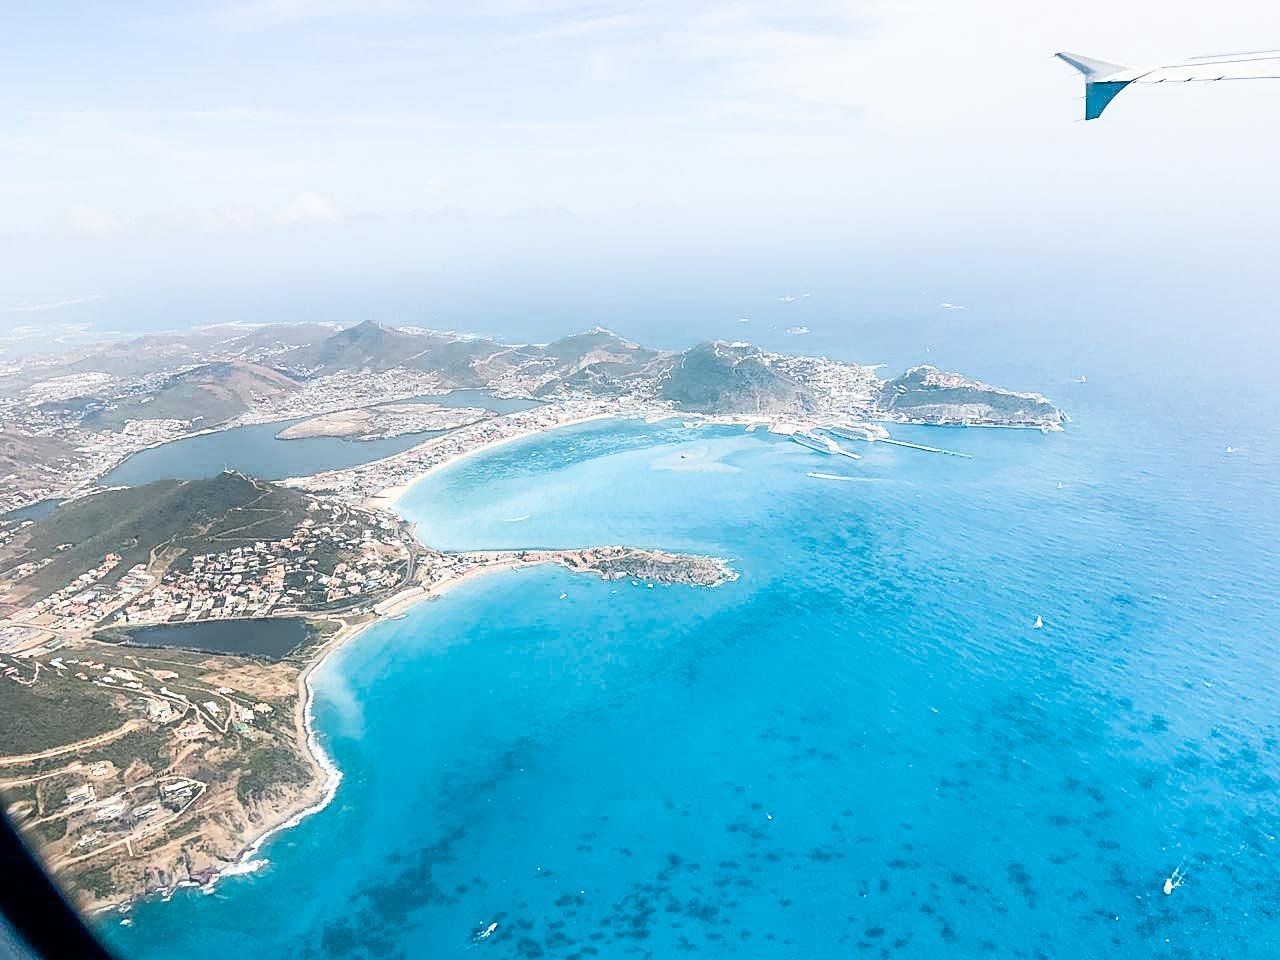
[0,719,143,768]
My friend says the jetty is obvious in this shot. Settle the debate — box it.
[823,422,972,459]
[790,432,862,460]
[876,436,972,458]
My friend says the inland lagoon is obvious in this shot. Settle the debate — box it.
[99,390,539,487]
[109,617,313,662]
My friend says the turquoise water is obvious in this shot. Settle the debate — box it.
[99,390,538,486]
[104,393,1280,958]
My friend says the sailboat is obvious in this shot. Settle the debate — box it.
[1033,615,1044,630]
[1162,864,1186,895]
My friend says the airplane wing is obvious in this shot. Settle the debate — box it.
[1056,49,1280,119]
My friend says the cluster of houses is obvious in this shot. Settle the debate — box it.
[305,397,635,502]
[5,510,412,636]
[12,553,126,633]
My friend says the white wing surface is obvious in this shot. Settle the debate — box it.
[1056,49,1280,119]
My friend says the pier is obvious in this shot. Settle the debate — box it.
[822,423,972,459]
[791,432,863,460]
[876,437,972,458]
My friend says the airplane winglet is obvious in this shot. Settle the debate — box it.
[1056,51,1134,119]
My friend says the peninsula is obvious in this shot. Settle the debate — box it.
[274,402,491,441]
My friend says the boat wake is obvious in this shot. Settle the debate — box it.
[807,472,878,483]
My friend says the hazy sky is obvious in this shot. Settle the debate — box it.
[4,0,1280,358]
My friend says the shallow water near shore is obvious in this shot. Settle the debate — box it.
[105,394,1280,958]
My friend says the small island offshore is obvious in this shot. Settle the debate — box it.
[0,321,1063,910]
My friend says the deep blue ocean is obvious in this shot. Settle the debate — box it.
[102,363,1280,959]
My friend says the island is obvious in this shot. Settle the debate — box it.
[0,318,1062,911]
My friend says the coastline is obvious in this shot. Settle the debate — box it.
[105,416,614,910]
[207,617,356,890]
[364,411,616,512]
[197,542,739,903]
[101,620,360,913]
[194,559,543,901]
[109,406,1013,910]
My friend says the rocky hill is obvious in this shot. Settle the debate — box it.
[279,319,428,374]
[0,429,84,509]
[877,365,1064,426]
[660,341,812,415]
[533,329,672,397]
[85,360,301,430]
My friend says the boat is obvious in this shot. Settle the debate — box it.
[475,921,499,941]
[808,472,856,482]
[559,593,568,600]
[502,515,530,523]
[1033,615,1044,629]
[827,423,889,443]
[1162,865,1186,895]
[790,432,833,454]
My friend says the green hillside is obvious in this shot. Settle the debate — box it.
[661,341,812,414]
[0,472,317,599]
[84,361,300,430]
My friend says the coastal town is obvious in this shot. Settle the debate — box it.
[0,321,1062,517]
[0,478,418,647]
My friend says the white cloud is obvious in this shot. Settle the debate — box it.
[218,0,413,29]
[7,0,1280,294]
[65,206,122,238]
[276,191,341,225]
[1,294,105,313]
